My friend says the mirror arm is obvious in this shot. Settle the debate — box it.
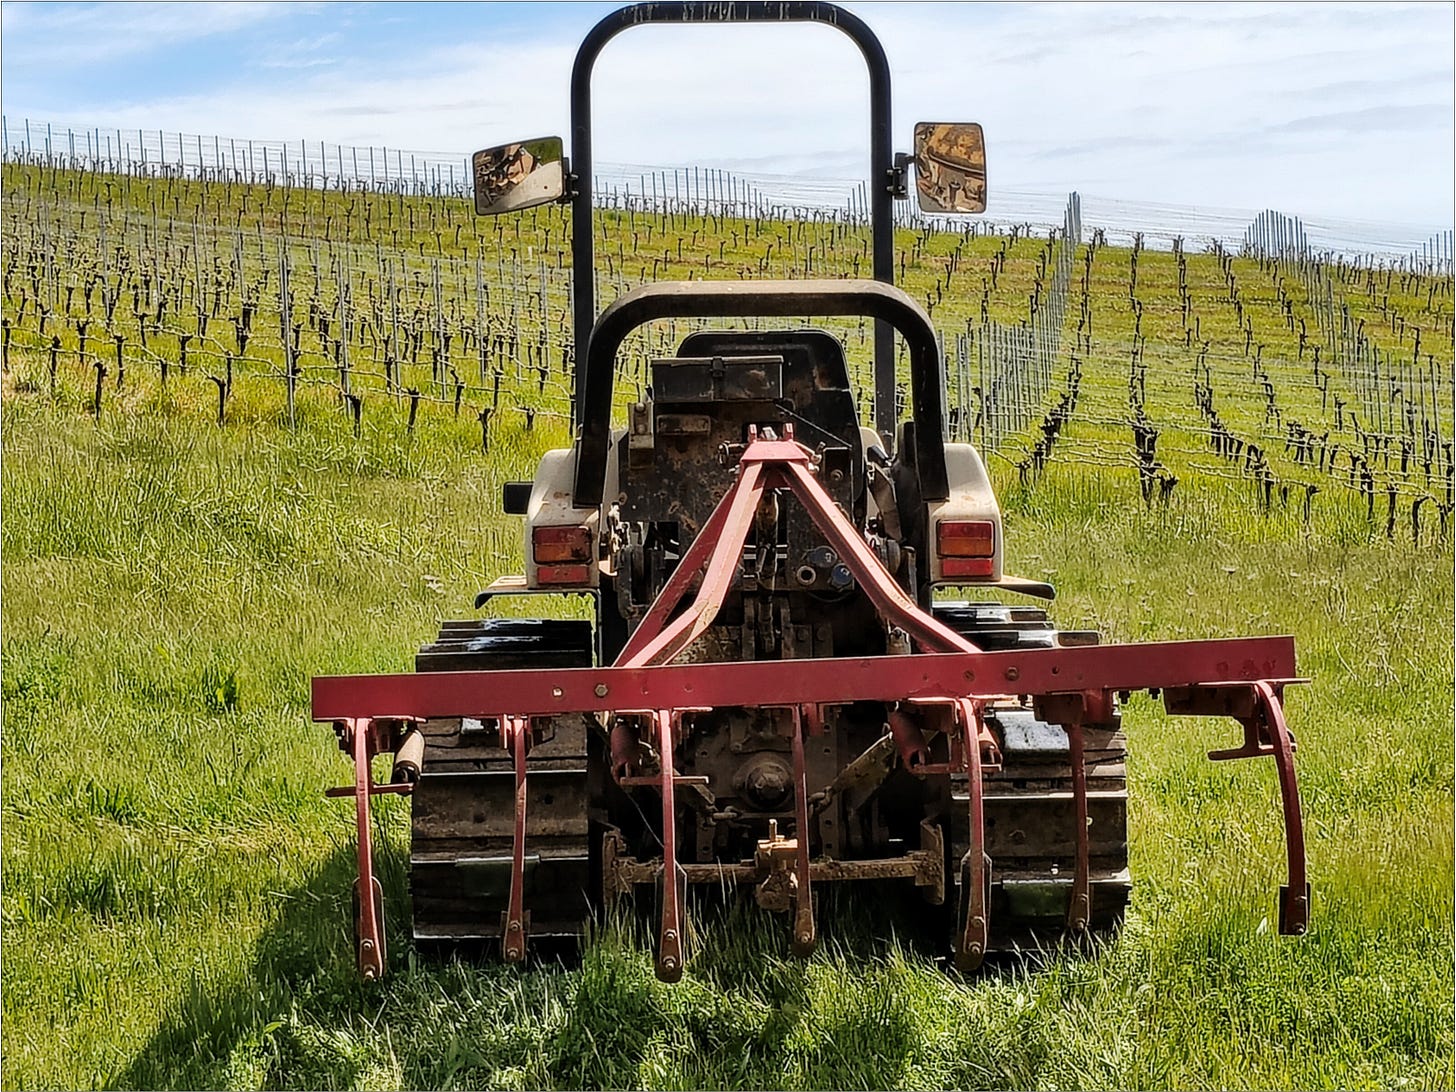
[561,157,579,202]
[890,153,914,200]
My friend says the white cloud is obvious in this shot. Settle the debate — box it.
[3,1,296,65]
[257,33,341,70]
[3,2,1451,226]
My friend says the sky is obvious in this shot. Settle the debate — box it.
[1,1,1452,230]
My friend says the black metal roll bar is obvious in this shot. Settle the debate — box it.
[572,279,949,507]
[570,1,900,440]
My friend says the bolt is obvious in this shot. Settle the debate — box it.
[360,939,375,951]
[362,966,378,981]
[507,946,520,959]
[798,931,812,944]
[552,687,564,699]
[665,929,678,942]
[1004,666,1020,682]
[594,683,609,697]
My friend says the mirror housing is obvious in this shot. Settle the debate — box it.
[912,122,986,214]
[472,137,567,215]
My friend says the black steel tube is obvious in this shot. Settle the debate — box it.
[572,279,949,507]
[570,1,897,437]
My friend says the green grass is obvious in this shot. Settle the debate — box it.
[2,166,1453,1090]
[3,395,1450,1090]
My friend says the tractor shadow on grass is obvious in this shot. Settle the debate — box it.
[110,843,1070,1090]
[108,837,404,1091]
[546,883,936,1090]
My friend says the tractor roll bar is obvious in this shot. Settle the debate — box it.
[572,279,950,508]
[570,1,900,440]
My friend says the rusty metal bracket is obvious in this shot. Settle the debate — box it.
[917,819,946,905]
[809,733,893,817]
[953,698,989,971]
[1034,688,1116,729]
[655,709,686,982]
[346,718,387,981]
[1027,689,1114,933]
[1066,719,1091,932]
[802,703,827,737]
[501,714,532,962]
[1169,679,1310,936]
[790,707,817,957]
[609,715,644,777]
[905,697,1003,775]
[1252,681,1308,936]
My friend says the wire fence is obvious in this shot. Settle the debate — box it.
[5,116,1451,266]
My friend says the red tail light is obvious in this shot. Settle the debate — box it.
[536,563,592,585]
[532,526,593,564]
[941,557,994,579]
[937,520,995,558]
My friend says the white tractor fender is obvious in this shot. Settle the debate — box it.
[926,443,1003,584]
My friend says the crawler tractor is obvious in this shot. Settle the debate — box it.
[314,1,1309,982]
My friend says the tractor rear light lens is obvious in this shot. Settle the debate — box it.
[942,556,994,579]
[937,520,995,558]
[532,526,593,564]
[537,563,592,585]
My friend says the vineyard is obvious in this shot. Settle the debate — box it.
[2,153,1453,1091]
[2,159,1452,543]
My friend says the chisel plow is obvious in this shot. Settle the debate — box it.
[314,430,1308,983]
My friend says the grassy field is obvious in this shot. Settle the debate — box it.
[2,166,1453,1090]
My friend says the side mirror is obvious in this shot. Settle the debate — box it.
[472,136,566,215]
[912,123,986,214]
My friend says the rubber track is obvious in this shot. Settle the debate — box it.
[408,619,596,947]
[933,602,1131,949]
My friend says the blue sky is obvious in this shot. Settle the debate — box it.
[2,2,1452,227]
